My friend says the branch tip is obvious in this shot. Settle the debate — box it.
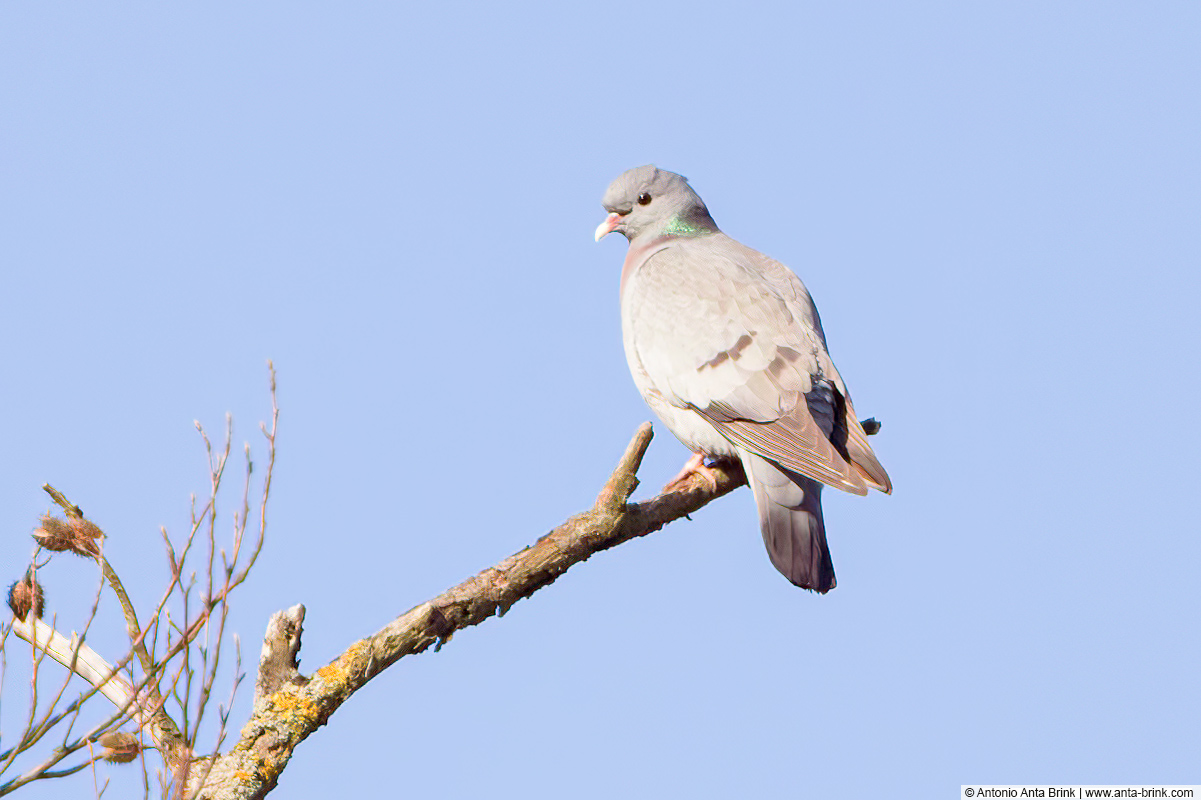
[42,484,83,519]
[594,423,654,511]
[255,605,306,702]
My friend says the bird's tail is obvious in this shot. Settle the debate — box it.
[739,451,834,593]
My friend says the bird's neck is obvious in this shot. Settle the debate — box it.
[659,213,715,238]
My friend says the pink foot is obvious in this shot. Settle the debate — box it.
[662,452,720,493]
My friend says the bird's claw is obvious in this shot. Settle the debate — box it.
[662,453,720,493]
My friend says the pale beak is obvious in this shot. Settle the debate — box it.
[594,212,623,242]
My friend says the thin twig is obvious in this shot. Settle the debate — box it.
[38,487,192,772]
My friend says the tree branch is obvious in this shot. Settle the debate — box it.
[194,422,746,799]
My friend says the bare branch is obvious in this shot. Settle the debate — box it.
[9,619,137,714]
[193,422,746,799]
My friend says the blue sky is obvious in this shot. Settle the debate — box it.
[2,3,1198,797]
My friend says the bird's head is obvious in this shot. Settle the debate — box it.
[594,165,718,243]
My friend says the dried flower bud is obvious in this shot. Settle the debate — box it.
[32,513,101,558]
[69,517,104,555]
[97,731,141,764]
[33,515,75,551]
[7,570,44,621]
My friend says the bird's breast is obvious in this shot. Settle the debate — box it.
[619,243,737,460]
[619,236,673,299]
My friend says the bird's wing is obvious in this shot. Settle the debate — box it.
[625,235,869,494]
[750,243,892,494]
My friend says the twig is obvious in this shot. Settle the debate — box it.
[40,487,192,773]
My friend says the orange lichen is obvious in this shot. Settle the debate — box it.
[316,640,366,685]
[315,664,342,682]
[269,690,318,721]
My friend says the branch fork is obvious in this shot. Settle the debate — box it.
[8,406,760,798]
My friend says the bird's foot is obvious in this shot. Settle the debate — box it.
[662,453,720,493]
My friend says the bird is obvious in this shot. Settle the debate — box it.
[595,166,890,593]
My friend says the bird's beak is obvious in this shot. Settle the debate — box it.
[594,212,623,242]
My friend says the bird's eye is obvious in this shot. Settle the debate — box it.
[637,192,652,206]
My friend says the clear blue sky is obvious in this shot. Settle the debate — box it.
[2,3,1198,797]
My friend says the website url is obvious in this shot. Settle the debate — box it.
[963,787,1196,799]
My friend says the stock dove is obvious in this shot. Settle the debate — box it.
[595,166,890,592]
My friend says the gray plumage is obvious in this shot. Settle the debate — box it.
[596,165,890,592]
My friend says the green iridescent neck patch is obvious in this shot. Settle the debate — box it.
[661,216,705,237]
